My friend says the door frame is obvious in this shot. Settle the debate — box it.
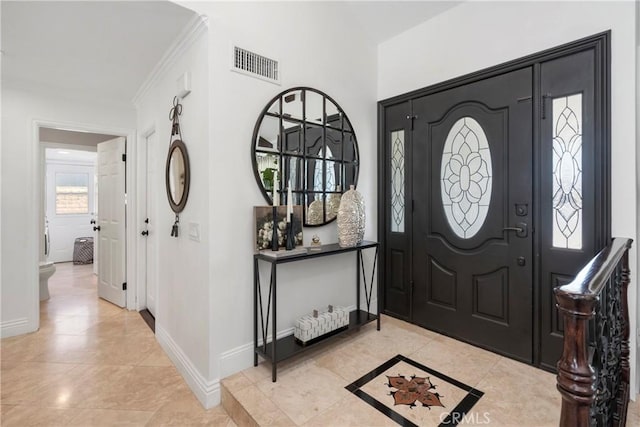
[377,31,611,369]
[33,119,138,325]
[136,124,159,315]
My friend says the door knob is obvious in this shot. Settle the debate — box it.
[141,230,149,236]
[503,222,528,238]
[93,226,101,231]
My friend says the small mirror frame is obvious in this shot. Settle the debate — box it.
[165,139,190,213]
[251,87,360,227]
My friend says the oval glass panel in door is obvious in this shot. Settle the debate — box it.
[441,117,492,239]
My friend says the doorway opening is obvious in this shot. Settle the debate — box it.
[37,124,133,323]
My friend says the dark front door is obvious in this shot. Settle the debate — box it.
[411,68,534,361]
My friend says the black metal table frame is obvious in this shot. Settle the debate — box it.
[253,241,379,382]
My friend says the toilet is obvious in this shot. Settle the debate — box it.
[39,261,56,301]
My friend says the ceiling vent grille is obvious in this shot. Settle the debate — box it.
[232,46,280,84]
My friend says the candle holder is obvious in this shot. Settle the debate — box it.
[285,213,296,250]
[271,206,279,251]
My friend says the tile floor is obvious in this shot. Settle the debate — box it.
[3,262,639,426]
[0,262,235,426]
[222,315,640,426]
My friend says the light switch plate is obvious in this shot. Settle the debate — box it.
[188,222,200,242]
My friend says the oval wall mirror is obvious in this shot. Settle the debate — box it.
[166,139,190,213]
[251,87,359,226]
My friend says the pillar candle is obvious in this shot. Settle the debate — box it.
[273,176,279,206]
[287,181,293,222]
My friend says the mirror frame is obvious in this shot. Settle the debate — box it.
[251,86,360,227]
[165,139,191,213]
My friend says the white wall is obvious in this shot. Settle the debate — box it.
[378,0,638,395]
[134,23,213,406]
[0,86,135,337]
[180,1,379,391]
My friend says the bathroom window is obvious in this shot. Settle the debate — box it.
[55,173,89,215]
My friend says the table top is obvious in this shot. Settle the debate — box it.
[255,240,378,263]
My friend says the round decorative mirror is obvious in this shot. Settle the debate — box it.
[166,139,190,213]
[251,87,359,226]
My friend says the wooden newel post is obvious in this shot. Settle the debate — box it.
[554,290,597,427]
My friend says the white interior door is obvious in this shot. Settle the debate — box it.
[97,137,126,307]
[46,163,95,262]
[144,131,158,316]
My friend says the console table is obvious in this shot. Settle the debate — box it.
[253,240,379,382]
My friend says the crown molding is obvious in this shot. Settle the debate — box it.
[132,14,208,108]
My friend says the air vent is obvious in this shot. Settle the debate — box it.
[232,46,280,84]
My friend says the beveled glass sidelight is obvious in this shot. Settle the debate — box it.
[552,93,583,249]
[251,87,359,226]
[390,130,405,233]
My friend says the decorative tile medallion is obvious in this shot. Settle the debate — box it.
[386,374,444,409]
[346,355,483,426]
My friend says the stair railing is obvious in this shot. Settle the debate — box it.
[555,237,633,427]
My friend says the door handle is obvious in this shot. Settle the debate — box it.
[93,226,101,231]
[90,219,96,225]
[141,230,149,236]
[503,222,527,238]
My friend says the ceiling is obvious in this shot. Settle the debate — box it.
[343,1,461,44]
[40,127,117,147]
[1,1,197,106]
[1,1,459,106]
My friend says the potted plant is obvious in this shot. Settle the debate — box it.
[261,159,278,190]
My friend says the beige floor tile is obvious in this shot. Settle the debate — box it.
[1,361,79,406]
[232,384,296,426]
[66,408,155,426]
[0,404,78,426]
[475,357,560,426]
[256,361,353,425]
[302,393,398,427]
[138,343,174,367]
[147,386,236,426]
[409,336,501,388]
[221,371,253,394]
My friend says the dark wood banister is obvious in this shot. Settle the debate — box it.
[554,237,633,427]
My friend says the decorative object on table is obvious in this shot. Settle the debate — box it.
[337,184,365,247]
[326,185,341,221]
[284,182,296,250]
[270,206,279,251]
[309,234,322,251]
[285,213,296,250]
[294,305,349,345]
[166,96,191,237]
[254,206,303,251]
[251,87,360,227]
[306,199,323,225]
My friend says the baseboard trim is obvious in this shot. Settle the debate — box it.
[1,317,33,338]
[156,325,219,408]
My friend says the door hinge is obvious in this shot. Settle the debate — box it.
[412,199,415,212]
[122,282,127,291]
[122,153,126,162]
